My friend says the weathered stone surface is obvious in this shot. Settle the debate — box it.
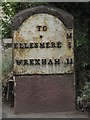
[13,13,74,75]
[12,6,74,30]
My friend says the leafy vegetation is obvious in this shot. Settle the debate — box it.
[1,2,90,111]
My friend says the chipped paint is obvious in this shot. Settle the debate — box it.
[13,14,74,75]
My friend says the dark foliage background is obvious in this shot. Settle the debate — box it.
[2,2,90,111]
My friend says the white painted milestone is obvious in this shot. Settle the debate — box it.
[13,14,74,74]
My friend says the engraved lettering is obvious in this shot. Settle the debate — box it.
[30,43,34,48]
[66,58,69,64]
[14,43,18,49]
[42,59,46,65]
[54,59,60,65]
[37,26,42,31]
[16,60,23,65]
[24,60,29,65]
[48,59,53,65]
[70,58,73,65]
[20,43,24,49]
[68,42,71,48]
[40,43,45,48]
[34,43,38,48]
[25,43,29,48]
[29,59,34,65]
[57,42,61,48]
[51,42,56,48]
[35,59,40,65]
[37,26,47,31]
[66,33,72,39]
[46,42,50,48]
[43,26,47,31]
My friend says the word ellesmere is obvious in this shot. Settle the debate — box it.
[13,42,62,49]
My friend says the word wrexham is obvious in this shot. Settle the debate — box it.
[15,58,73,66]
